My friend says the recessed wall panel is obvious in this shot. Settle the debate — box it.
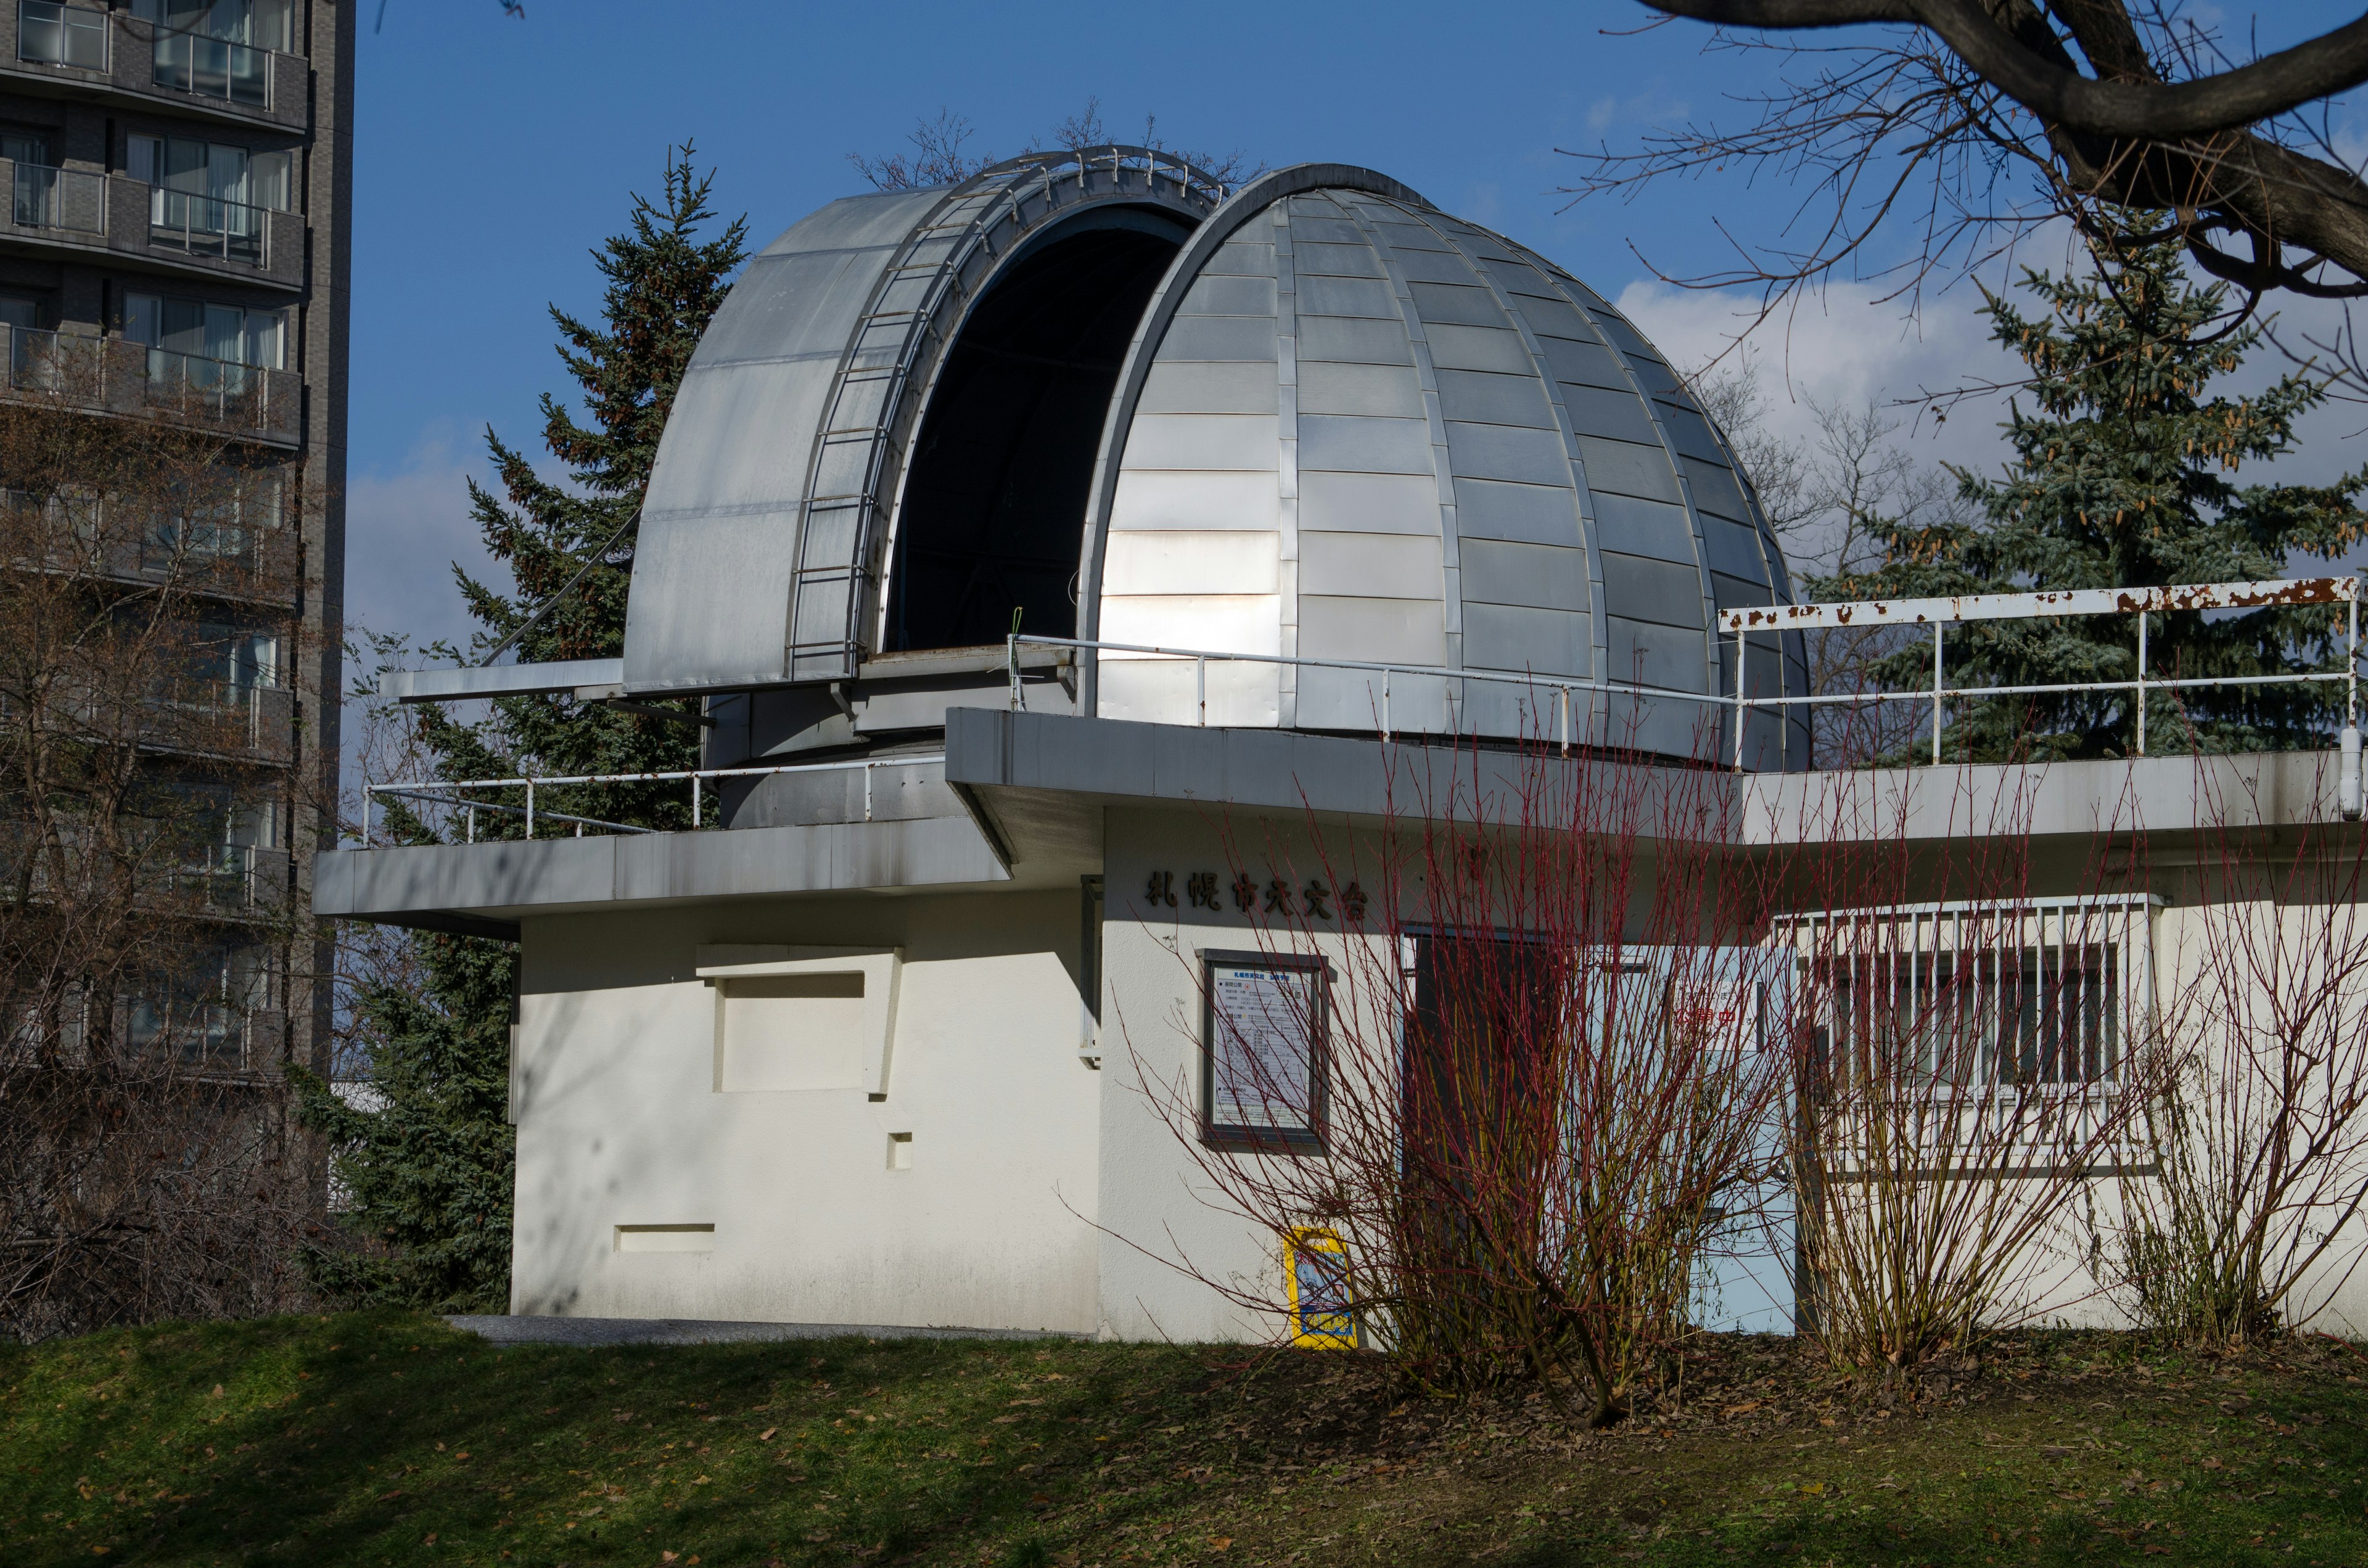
[1424,325,1531,374]
[1296,315,1414,366]
[1103,531,1282,596]
[1299,470,1442,535]
[1461,539,1589,610]
[1601,551,1707,629]
[1120,414,1280,471]
[1444,421,1570,486]
[1297,414,1436,475]
[1298,361,1425,419]
[1433,368,1555,429]
[1159,316,1279,361]
[1301,531,1444,598]
[1463,602,1589,677]
[1453,477,1585,546]
[1299,594,1447,666]
[1296,276,1398,319]
[1137,361,1278,416]
[1606,616,1709,692]
[1574,435,1682,503]
[1109,470,1281,532]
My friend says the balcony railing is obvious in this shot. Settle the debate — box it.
[17,0,102,68]
[0,158,298,284]
[9,1,306,129]
[0,324,300,446]
[147,185,265,263]
[150,21,267,108]
[10,160,103,235]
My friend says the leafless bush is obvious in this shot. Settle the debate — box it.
[2097,756,2368,1344]
[1773,732,2160,1368]
[1122,713,1792,1423]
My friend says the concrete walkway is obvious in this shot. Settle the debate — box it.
[444,1315,1087,1347]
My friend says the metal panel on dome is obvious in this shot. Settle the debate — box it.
[625,190,939,692]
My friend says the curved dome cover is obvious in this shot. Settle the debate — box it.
[1082,169,1807,766]
[624,157,1809,768]
[625,147,1223,691]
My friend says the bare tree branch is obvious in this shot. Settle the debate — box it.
[1650,1,2368,141]
[1580,3,2368,392]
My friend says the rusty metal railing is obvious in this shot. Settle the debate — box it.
[1723,577,2362,810]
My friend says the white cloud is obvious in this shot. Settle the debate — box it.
[1614,276,2023,479]
[341,427,500,661]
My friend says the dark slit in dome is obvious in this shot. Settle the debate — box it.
[885,218,1184,652]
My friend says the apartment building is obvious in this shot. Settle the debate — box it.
[1,0,351,1073]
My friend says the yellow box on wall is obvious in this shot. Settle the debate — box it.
[1286,1227,1355,1349]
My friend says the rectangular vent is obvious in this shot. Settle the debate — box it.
[614,1224,715,1254]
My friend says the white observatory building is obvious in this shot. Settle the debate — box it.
[319,150,2366,1341]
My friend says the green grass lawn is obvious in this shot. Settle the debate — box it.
[4,1310,2366,1567]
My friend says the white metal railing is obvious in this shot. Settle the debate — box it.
[1725,575,2362,771]
[360,753,946,845]
[1001,633,1730,749]
[148,185,265,263]
[149,22,269,108]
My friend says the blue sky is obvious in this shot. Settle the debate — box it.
[345,1,2368,651]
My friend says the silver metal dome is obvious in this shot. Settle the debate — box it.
[619,155,1809,770]
[1079,165,1807,766]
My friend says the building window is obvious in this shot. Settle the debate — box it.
[1201,950,1328,1152]
[0,294,41,332]
[128,134,286,261]
[1785,898,2152,1092]
[18,1,107,70]
[124,290,283,370]
[136,0,291,107]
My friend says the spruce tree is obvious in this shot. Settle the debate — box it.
[295,149,746,1309]
[1820,221,2367,762]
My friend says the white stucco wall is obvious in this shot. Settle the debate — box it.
[508,889,1103,1332]
[497,802,2368,1350]
[1093,806,1399,1344]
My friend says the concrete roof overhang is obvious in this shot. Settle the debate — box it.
[314,709,2359,939]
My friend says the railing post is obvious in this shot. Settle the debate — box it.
[1931,623,1944,767]
[2351,585,2361,731]
[1381,667,1391,742]
[361,781,371,845]
[1734,625,1747,771]
[1558,684,1570,757]
[1006,634,1022,710]
[1196,655,1206,727]
[2135,609,2147,757]
[525,779,535,839]
[690,773,701,828]
[466,803,476,845]
[864,761,875,822]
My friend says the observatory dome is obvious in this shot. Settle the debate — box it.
[622,154,1808,769]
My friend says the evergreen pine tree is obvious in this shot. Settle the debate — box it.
[1819,221,2367,762]
[295,149,746,1308]
[292,935,517,1310]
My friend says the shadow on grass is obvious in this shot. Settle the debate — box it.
[2,1310,1228,1567]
